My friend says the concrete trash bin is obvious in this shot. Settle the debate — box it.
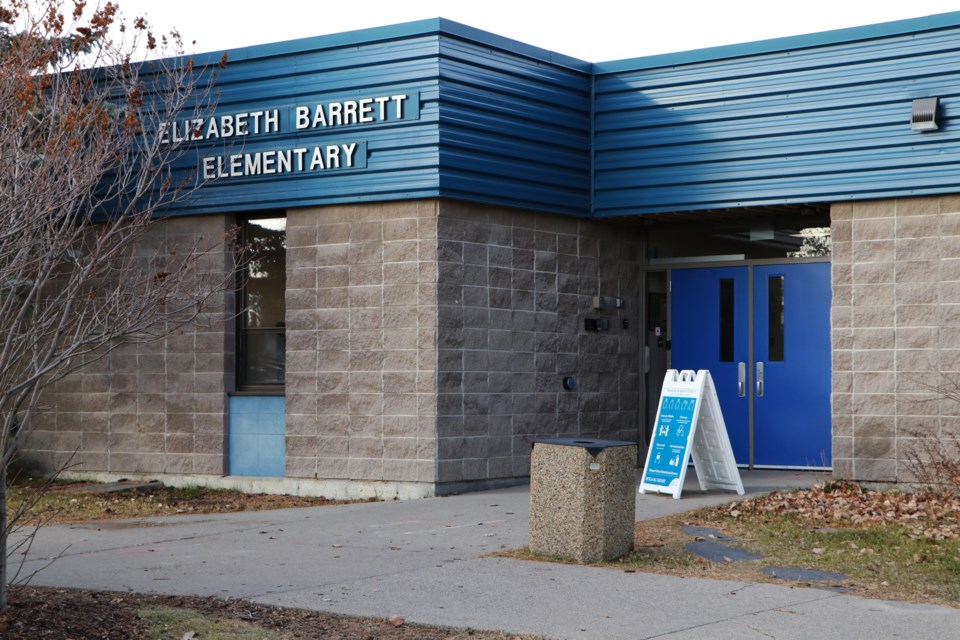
[529,438,637,563]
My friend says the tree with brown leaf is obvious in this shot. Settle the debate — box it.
[0,0,228,612]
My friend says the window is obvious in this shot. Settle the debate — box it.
[768,275,785,362]
[238,216,286,389]
[718,278,735,362]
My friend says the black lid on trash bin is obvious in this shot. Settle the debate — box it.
[532,438,635,457]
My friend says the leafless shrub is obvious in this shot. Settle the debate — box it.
[901,429,960,495]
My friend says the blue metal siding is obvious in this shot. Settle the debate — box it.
[174,35,443,215]
[169,14,960,219]
[593,12,960,75]
[593,19,960,216]
[173,19,593,217]
[437,37,592,215]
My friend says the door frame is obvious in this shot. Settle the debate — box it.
[641,256,830,469]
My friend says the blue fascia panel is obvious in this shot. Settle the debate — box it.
[163,29,444,216]
[595,30,960,96]
[187,17,590,73]
[164,19,595,218]
[433,19,592,72]
[593,11,960,74]
[157,12,960,221]
[435,35,591,216]
[591,17,960,217]
[187,19,448,65]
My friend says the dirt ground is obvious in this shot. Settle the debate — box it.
[2,587,531,639]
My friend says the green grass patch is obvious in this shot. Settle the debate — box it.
[614,500,960,606]
[140,607,294,640]
[504,484,960,607]
[724,515,960,602]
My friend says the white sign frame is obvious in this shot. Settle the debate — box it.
[639,369,744,499]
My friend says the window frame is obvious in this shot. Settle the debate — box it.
[235,214,287,393]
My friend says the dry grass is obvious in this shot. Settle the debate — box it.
[505,482,960,607]
[7,477,359,525]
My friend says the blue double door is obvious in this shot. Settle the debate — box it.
[670,263,831,468]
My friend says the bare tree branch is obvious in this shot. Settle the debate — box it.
[0,0,231,613]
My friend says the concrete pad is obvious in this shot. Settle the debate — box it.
[252,557,837,639]
[674,594,960,640]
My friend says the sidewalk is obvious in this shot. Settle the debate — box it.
[13,470,960,639]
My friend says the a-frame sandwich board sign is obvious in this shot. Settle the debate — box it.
[639,369,744,500]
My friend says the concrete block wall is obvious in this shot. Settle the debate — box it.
[27,198,644,494]
[435,201,643,485]
[24,215,235,476]
[284,200,439,485]
[832,195,960,482]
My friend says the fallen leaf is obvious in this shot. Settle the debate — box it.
[389,614,405,627]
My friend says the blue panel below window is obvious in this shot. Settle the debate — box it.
[228,396,286,477]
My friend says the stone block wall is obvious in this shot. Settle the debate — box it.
[284,200,439,485]
[435,201,643,486]
[24,214,235,476]
[832,195,960,482]
[26,198,645,494]
[285,198,642,490]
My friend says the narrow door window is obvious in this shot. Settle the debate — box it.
[719,278,735,362]
[238,217,287,388]
[768,275,785,362]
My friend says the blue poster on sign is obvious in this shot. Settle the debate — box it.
[642,396,697,487]
[641,370,744,500]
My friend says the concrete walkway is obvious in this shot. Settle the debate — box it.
[12,470,960,639]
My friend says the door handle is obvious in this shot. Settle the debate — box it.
[737,362,746,397]
[756,361,764,397]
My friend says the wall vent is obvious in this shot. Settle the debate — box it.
[911,97,939,131]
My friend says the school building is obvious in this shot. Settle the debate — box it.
[22,12,960,497]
